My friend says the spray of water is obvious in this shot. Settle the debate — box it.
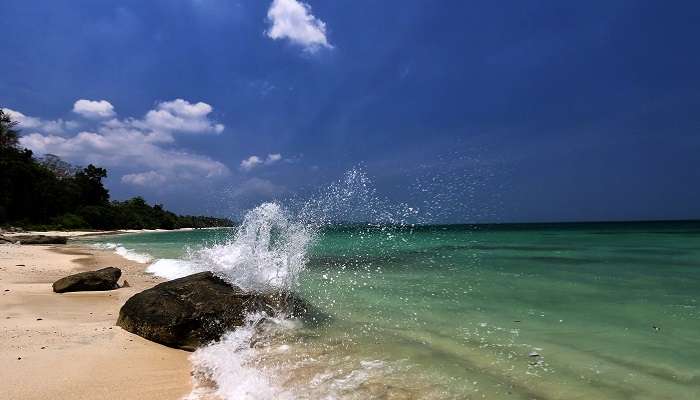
[182,168,425,399]
[196,202,313,292]
[149,168,418,293]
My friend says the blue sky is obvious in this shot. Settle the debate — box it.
[2,0,699,223]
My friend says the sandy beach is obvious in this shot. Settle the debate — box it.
[0,241,192,400]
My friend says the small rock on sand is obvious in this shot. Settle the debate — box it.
[52,267,122,293]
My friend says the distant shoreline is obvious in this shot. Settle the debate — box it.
[1,226,235,240]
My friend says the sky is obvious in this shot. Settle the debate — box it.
[2,0,700,223]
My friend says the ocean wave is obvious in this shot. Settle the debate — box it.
[187,313,295,400]
[92,242,153,264]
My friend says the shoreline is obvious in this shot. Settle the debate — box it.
[0,242,192,400]
[1,226,233,240]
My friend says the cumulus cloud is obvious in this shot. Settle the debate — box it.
[265,0,332,52]
[2,107,77,134]
[121,170,168,186]
[15,99,229,187]
[240,153,284,171]
[267,153,282,163]
[240,155,262,171]
[21,129,228,185]
[139,99,224,134]
[72,99,116,119]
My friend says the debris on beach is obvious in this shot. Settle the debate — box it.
[0,235,67,245]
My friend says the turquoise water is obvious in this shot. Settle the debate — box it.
[84,221,700,399]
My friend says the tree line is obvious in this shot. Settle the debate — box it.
[0,109,233,230]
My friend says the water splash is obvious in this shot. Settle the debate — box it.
[152,168,418,292]
[196,202,314,292]
[184,168,424,399]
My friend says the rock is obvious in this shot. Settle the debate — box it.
[116,271,313,351]
[52,267,122,293]
[3,235,67,245]
[121,280,130,288]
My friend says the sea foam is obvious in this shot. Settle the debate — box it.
[92,242,153,264]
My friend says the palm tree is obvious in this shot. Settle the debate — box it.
[0,109,20,150]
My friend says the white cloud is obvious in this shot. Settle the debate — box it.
[21,130,229,183]
[2,107,76,135]
[240,153,284,171]
[121,171,167,186]
[137,99,224,134]
[72,99,116,119]
[240,155,263,171]
[157,98,212,118]
[15,99,230,187]
[265,0,332,52]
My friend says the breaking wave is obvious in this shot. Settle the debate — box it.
[92,242,153,264]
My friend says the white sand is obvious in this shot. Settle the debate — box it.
[0,243,192,400]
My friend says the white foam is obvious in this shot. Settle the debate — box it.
[91,242,118,250]
[114,246,152,263]
[146,259,202,280]
[188,313,294,400]
[92,242,152,264]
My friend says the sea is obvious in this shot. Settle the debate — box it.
[81,214,700,399]
[78,169,700,400]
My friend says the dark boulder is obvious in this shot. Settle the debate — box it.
[53,267,122,293]
[9,235,68,245]
[116,271,312,351]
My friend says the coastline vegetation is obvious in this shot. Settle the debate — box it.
[0,109,232,230]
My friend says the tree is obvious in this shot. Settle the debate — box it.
[0,108,20,150]
[40,154,80,178]
[74,164,109,205]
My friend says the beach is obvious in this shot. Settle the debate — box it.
[0,240,191,400]
[2,220,700,400]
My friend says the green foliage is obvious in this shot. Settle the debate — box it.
[75,164,110,205]
[51,213,88,229]
[0,109,20,150]
[0,108,233,230]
